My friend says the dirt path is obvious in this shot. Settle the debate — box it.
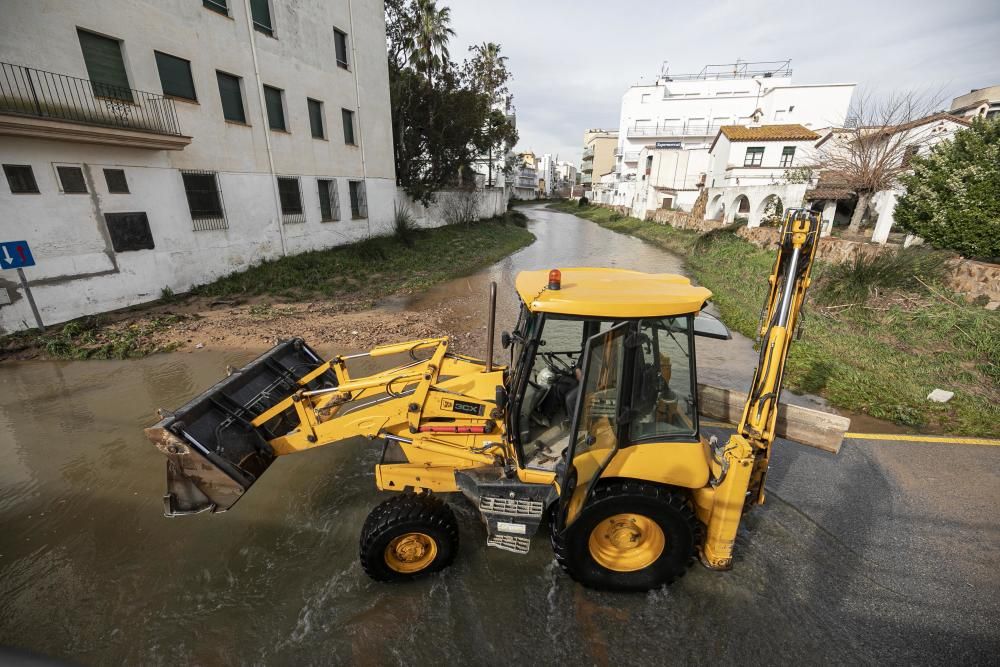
[1,292,491,361]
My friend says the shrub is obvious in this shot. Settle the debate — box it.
[392,202,417,246]
[895,118,1000,260]
[578,196,589,207]
[815,246,950,305]
[609,212,622,222]
[505,209,528,227]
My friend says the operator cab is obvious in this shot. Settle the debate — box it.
[503,268,728,473]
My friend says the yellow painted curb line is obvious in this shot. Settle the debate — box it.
[844,432,1000,446]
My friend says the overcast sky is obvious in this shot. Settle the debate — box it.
[446,0,1000,164]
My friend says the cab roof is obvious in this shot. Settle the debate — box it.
[515,268,712,318]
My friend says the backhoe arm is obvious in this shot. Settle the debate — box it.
[701,209,821,569]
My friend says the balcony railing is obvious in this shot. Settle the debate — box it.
[0,61,183,136]
[582,147,595,159]
[627,123,721,138]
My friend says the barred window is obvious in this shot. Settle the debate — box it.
[104,168,129,194]
[348,180,366,219]
[181,170,227,230]
[318,178,340,221]
[57,166,88,193]
[278,176,305,223]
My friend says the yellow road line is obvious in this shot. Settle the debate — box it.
[844,432,1000,446]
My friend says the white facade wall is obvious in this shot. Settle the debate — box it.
[613,66,854,220]
[707,137,818,188]
[0,0,397,332]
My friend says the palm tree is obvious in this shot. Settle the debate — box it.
[404,0,455,85]
[469,42,508,105]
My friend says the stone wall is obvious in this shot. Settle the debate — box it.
[735,227,1000,304]
[648,208,728,233]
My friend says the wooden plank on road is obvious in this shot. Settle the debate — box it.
[697,384,850,454]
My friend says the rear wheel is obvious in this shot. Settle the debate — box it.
[552,480,700,591]
[360,492,459,582]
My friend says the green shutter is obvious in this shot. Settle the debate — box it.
[318,179,332,220]
[155,52,196,101]
[342,108,355,145]
[264,86,285,130]
[308,99,324,138]
[77,29,133,102]
[334,30,349,68]
[250,0,273,34]
[216,72,245,123]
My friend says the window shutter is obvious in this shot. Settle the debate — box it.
[104,169,129,193]
[250,0,273,34]
[77,29,133,102]
[264,86,285,130]
[57,166,88,193]
[308,99,324,138]
[334,29,349,68]
[105,212,154,252]
[3,164,40,194]
[155,52,196,101]
[342,108,355,144]
[216,72,245,123]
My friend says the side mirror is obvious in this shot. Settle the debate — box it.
[501,331,512,349]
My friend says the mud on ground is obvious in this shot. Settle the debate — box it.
[0,293,491,362]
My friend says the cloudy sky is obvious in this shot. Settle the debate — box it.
[446,0,1000,164]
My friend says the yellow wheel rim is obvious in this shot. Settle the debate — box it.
[385,532,438,573]
[588,513,665,572]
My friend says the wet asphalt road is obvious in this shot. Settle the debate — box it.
[0,205,997,665]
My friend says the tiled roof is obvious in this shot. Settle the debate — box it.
[719,124,820,142]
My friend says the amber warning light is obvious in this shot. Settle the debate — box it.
[548,269,561,290]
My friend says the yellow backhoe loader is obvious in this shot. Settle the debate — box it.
[146,210,822,590]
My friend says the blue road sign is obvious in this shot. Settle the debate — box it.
[0,240,35,270]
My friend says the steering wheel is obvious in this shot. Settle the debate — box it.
[540,351,575,376]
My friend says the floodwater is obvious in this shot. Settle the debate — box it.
[1,206,997,665]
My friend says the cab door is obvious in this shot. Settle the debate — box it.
[555,322,631,531]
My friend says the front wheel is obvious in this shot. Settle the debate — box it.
[360,492,459,582]
[551,481,700,591]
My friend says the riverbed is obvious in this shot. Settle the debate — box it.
[1,205,997,665]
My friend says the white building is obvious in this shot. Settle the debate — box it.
[534,153,556,196]
[612,60,854,219]
[512,152,538,200]
[0,0,395,332]
[949,85,1000,120]
[808,113,971,243]
[701,124,819,226]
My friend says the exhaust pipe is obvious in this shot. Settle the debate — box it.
[485,281,497,372]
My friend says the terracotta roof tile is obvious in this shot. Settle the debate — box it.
[719,124,820,142]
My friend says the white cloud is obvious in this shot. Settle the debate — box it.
[445,0,1000,163]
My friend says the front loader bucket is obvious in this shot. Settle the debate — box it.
[145,338,337,516]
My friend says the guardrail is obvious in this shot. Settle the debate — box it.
[0,61,183,136]
[627,123,720,138]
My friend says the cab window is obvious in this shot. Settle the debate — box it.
[629,317,697,440]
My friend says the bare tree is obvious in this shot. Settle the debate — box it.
[817,89,944,234]
[442,188,482,226]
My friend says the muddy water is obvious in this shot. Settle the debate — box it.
[1,206,994,665]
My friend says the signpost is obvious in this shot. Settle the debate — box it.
[0,240,44,330]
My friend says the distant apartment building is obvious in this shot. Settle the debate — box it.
[0,0,394,331]
[604,60,854,218]
[579,129,617,192]
[534,153,556,196]
[949,85,1000,120]
[512,151,538,200]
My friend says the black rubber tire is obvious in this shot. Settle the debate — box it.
[551,480,701,591]
[359,492,459,582]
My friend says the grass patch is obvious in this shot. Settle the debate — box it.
[9,315,185,360]
[552,202,1000,437]
[4,218,535,361]
[194,217,534,300]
